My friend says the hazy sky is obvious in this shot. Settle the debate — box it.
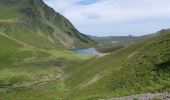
[43,0,170,36]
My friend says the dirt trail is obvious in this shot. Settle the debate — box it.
[79,74,101,89]
[98,53,109,57]
[127,51,138,58]
[0,19,16,23]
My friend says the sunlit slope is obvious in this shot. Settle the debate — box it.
[0,33,31,65]
[0,30,169,100]
[65,30,170,100]
[0,30,92,89]
[0,0,96,92]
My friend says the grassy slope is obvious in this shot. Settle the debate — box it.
[0,32,57,87]
[0,0,94,91]
[0,0,169,100]
[0,5,19,20]
[0,0,92,100]
[64,32,170,100]
[0,33,32,65]
[0,30,169,100]
[0,80,67,100]
[0,30,91,88]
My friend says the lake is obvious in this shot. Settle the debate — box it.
[73,48,100,55]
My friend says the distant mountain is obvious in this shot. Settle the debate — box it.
[89,33,157,47]
[0,0,95,50]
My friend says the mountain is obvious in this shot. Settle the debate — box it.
[0,0,170,100]
[0,0,96,69]
[90,33,157,47]
[89,34,157,53]
[0,0,95,50]
[0,0,96,93]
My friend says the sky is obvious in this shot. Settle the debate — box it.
[43,0,170,36]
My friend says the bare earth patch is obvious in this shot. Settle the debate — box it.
[127,51,138,58]
[0,19,16,23]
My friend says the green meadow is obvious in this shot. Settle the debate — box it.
[0,0,170,100]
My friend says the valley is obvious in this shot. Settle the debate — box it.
[0,0,170,100]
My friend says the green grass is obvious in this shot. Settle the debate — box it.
[0,65,62,87]
[0,31,169,100]
[0,30,89,89]
[152,98,161,100]
[65,42,143,89]
[0,34,32,65]
[0,80,67,100]
[0,4,20,20]
[63,32,170,100]
[0,30,93,91]
[0,0,170,99]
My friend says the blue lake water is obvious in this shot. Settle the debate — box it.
[73,48,100,55]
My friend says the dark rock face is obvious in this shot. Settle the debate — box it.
[28,0,95,47]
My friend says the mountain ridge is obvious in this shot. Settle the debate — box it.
[0,0,96,49]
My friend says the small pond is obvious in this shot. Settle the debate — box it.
[73,48,100,55]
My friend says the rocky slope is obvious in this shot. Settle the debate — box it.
[0,0,95,49]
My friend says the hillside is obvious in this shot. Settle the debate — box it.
[0,0,95,50]
[0,0,95,95]
[0,0,96,88]
[0,0,169,100]
[64,30,170,100]
[0,29,169,100]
